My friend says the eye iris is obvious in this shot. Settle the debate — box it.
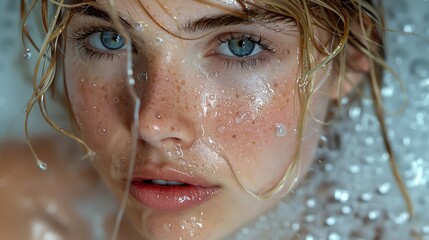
[228,38,255,57]
[100,31,125,50]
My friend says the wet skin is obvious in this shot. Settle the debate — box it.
[65,0,333,239]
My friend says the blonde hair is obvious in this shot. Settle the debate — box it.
[21,0,412,218]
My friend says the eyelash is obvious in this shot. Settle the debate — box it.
[216,32,276,70]
[69,26,276,70]
[69,25,132,61]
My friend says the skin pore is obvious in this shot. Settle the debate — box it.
[64,0,337,239]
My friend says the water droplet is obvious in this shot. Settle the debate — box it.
[275,123,286,137]
[155,113,161,119]
[217,125,226,133]
[421,225,429,234]
[234,113,247,124]
[98,127,107,134]
[377,182,391,194]
[23,48,31,59]
[360,192,373,202]
[214,72,219,78]
[306,198,316,208]
[325,217,336,226]
[389,211,410,224]
[304,214,316,223]
[137,71,148,82]
[368,210,380,221]
[154,37,164,44]
[305,235,315,240]
[348,101,362,120]
[133,22,147,32]
[37,159,48,171]
[113,96,120,104]
[163,223,172,232]
[401,22,415,33]
[328,232,341,240]
[349,165,360,174]
[333,189,350,203]
[341,205,352,215]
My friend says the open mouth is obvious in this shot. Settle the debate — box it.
[129,176,220,211]
[144,179,187,186]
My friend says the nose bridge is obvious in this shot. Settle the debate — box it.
[137,53,196,148]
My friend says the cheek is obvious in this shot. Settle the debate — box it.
[201,78,300,193]
[65,62,132,153]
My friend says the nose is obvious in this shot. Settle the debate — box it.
[136,60,196,149]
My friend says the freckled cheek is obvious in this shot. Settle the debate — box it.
[66,74,132,149]
[197,83,298,191]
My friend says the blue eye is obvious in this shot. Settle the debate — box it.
[228,38,255,57]
[87,31,126,51]
[217,36,263,58]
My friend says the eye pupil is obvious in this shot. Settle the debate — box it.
[100,31,125,50]
[228,38,255,57]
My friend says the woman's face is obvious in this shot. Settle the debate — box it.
[65,0,332,238]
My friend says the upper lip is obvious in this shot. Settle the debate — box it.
[129,166,218,187]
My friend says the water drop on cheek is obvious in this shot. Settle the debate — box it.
[217,125,226,133]
[275,123,287,137]
[137,71,148,81]
[154,37,164,45]
[98,127,107,134]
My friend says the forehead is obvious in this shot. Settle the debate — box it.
[97,0,246,22]
[70,0,294,37]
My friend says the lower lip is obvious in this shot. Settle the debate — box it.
[130,181,220,211]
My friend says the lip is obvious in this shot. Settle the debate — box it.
[129,168,220,211]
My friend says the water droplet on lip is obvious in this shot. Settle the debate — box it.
[275,123,287,137]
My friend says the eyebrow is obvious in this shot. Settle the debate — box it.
[71,5,133,29]
[182,10,293,33]
[71,5,292,33]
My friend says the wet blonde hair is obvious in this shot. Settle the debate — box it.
[21,0,412,218]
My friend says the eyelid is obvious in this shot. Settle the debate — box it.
[68,23,138,61]
[206,32,276,58]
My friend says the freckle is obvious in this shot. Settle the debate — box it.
[232,134,236,138]
[252,142,255,144]
[235,94,239,98]
[274,83,278,87]
[251,120,256,124]
[170,127,175,131]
